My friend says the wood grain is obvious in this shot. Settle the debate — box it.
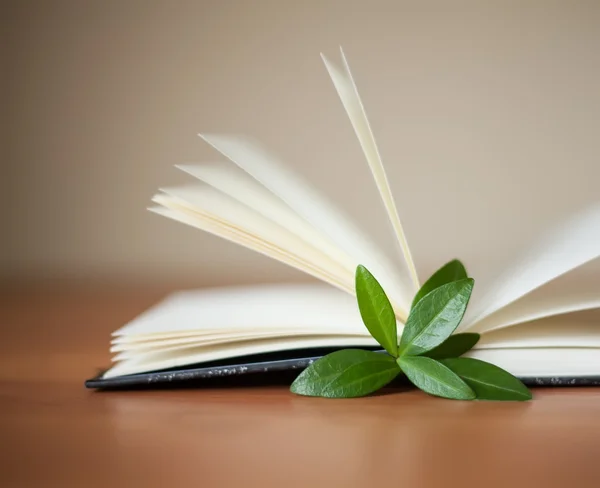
[1,286,600,488]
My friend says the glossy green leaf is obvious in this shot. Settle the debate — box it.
[397,355,475,400]
[440,357,532,401]
[355,265,398,357]
[290,349,400,398]
[399,278,474,356]
[424,333,480,359]
[411,259,468,309]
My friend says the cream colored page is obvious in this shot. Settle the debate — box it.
[111,327,370,352]
[321,48,419,295]
[464,203,600,327]
[103,336,381,378]
[111,283,366,336]
[475,318,600,349]
[198,133,410,319]
[111,330,230,344]
[469,288,600,334]
[464,348,600,377]
[158,185,352,282]
[115,320,600,360]
[468,258,600,333]
[114,313,600,353]
[149,202,352,294]
[111,325,357,344]
[175,163,356,273]
[113,332,374,361]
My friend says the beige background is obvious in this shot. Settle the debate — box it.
[3,0,599,290]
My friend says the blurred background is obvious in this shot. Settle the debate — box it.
[3,0,599,292]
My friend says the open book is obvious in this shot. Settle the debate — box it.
[86,48,600,388]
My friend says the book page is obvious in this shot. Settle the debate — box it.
[157,184,352,279]
[105,342,599,379]
[112,331,373,361]
[463,203,600,327]
[468,259,600,333]
[464,348,600,377]
[151,194,353,294]
[476,316,600,349]
[198,133,411,318]
[114,317,600,360]
[102,335,380,378]
[111,284,366,337]
[175,163,356,273]
[111,329,371,354]
[321,48,420,295]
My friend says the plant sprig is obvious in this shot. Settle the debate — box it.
[290,260,532,401]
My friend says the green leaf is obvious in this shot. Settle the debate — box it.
[411,259,468,309]
[355,265,398,357]
[397,355,475,400]
[399,278,474,356]
[290,349,400,398]
[440,357,532,401]
[424,333,480,359]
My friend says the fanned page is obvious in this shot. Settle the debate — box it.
[474,317,600,349]
[321,48,420,295]
[148,48,426,317]
[196,134,411,317]
[175,163,357,274]
[468,260,600,334]
[152,186,353,292]
[462,203,600,329]
[151,174,406,317]
[148,204,352,294]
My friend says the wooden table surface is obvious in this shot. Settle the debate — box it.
[1,285,599,488]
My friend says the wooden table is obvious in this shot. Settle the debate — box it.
[1,285,599,488]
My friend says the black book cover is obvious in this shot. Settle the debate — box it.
[85,347,600,390]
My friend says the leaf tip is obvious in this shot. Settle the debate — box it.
[520,392,534,401]
[355,264,369,279]
[289,376,307,395]
[465,389,477,400]
[513,386,533,401]
[459,277,475,296]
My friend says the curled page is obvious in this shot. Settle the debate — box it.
[156,184,353,286]
[464,203,600,327]
[175,163,357,274]
[321,47,420,294]
[468,264,600,333]
[149,198,353,295]
[198,133,411,319]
